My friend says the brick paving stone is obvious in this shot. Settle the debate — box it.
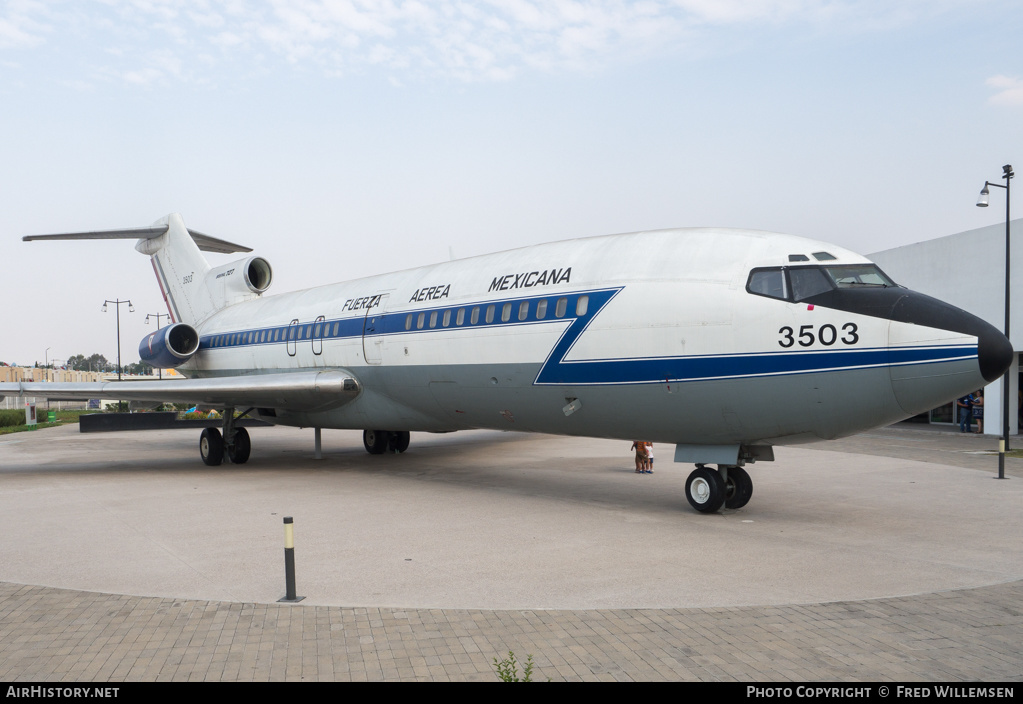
[1,579,1021,681]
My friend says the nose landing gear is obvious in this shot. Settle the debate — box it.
[685,464,753,513]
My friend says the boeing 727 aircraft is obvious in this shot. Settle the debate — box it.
[2,214,1012,513]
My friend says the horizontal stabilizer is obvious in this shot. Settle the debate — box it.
[23,226,252,253]
[186,229,253,254]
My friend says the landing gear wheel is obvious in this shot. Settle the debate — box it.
[393,431,410,453]
[200,427,224,466]
[228,427,251,465]
[363,429,388,455]
[723,465,753,509]
[685,465,725,513]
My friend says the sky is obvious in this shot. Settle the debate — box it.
[2,0,1022,366]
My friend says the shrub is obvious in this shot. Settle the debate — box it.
[493,652,544,682]
[0,410,25,428]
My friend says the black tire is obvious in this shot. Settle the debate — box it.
[200,427,224,466]
[685,466,725,513]
[363,429,388,455]
[394,431,410,453]
[228,427,251,465]
[723,465,753,509]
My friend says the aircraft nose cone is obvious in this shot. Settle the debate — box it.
[977,322,1014,382]
[887,291,1014,415]
[889,292,1013,382]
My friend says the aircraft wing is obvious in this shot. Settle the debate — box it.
[0,371,360,412]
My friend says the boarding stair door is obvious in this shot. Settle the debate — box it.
[311,315,326,366]
[286,319,299,357]
[362,293,390,365]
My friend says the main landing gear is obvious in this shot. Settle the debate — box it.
[685,464,753,513]
[199,407,254,466]
[363,429,410,454]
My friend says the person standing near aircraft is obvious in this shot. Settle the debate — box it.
[973,391,984,434]
[630,441,648,473]
[957,393,974,433]
[645,443,654,473]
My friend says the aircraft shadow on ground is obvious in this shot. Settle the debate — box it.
[1,429,697,515]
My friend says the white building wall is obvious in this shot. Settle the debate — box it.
[871,219,1023,436]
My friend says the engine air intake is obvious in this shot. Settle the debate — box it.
[138,323,200,369]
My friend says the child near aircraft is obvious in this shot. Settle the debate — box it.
[645,443,654,473]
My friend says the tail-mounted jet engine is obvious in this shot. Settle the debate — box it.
[138,323,200,369]
[205,256,273,305]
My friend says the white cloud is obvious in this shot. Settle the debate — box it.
[986,75,1023,106]
[212,31,243,48]
[0,0,48,49]
[187,10,224,29]
[122,66,161,84]
[0,0,987,85]
[672,0,800,24]
[0,18,37,48]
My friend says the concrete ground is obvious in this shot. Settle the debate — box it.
[0,422,1020,681]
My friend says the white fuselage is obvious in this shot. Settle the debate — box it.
[178,228,983,446]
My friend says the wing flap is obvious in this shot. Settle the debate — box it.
[0,371,360,412]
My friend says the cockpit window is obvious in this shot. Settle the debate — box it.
[748,269,788,300]
[747,264,896,302]
[789,267,833,301]
[823,265,894,288]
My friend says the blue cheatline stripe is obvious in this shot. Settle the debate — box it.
[197,289,611,350]
[196,286,978,386]
[535,345,977,386]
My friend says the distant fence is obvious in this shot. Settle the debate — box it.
[0,396,90,411]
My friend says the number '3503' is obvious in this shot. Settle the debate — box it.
[778,323,858,348]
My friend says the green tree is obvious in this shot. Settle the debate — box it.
[123,361,153,376]
[66,354,113,372]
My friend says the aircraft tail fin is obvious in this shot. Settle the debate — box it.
[24,213,253,326]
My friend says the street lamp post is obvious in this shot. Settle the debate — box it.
[48,359,65,412]
[145,313,170,379]
[44,347,51,411]
[102,300,134,412]
[977,163,1014,480]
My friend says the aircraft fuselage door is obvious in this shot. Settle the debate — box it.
[312,315,325,356]
[287,319,299,357]
[362,293,390,365]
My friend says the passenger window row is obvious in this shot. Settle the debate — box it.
[208,320,343,349]
[205,295,592,347]
[403,295,588,331]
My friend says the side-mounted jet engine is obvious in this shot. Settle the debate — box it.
[138,323,200,369]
